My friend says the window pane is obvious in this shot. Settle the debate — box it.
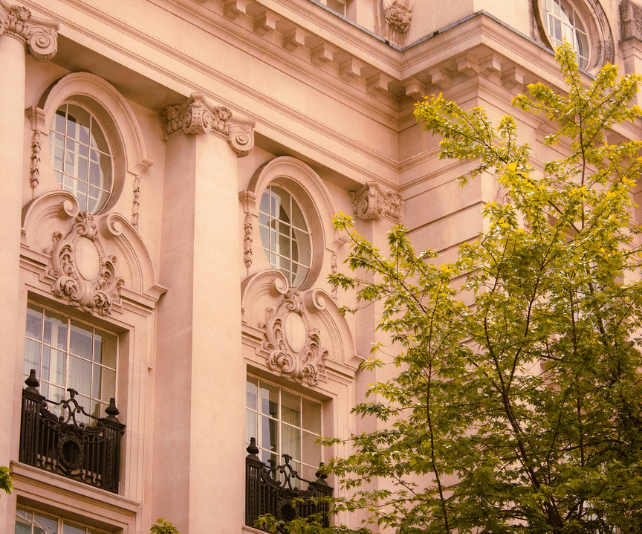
[260,382,278,417]
[26,304,43,341]
[94,330,117,368]
[44,309,67,349]
[70,322,93,360]
[259,189,270,214]
[33,511,59,534]
[291,200,308,232]
[68,355,91,396]
[246,376,258,410]
[67,105,91,146]
[42,346,65,387]
[282,423,301,461]
[24,339,41,377]
[246,409,258,443]
[92,366,116,402]
[282,390,301,426]
[302,397,322,433]
[62,520,86,534]
[90,122,109,154]
[53,107,66,133]
[302,431,322,467]
[261,415,278,452]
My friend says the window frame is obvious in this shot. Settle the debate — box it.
[15,506,112,534]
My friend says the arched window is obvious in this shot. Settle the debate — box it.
[49,103,113,214]
[259,185,312,288]
[542,0,589,68]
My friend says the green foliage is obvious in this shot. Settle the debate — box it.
[0,467,12,497]
[150,518,179,534]
[324,42,642,534]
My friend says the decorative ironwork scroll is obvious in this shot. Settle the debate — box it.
[245,438,332,531]
[19,370,125,493]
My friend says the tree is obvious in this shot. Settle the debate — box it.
[0,467,12,497]
[325,42,642,534]
[150,518,179,534]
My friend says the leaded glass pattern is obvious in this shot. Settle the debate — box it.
[24,303,117,423]
[543,0,589,69]
[49,104,113,213]
[246,376,323,482]
[259,185,312,287]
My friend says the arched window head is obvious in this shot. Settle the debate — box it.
[259,185,312,288]
[49,103,113,214]
[542,0,589,69]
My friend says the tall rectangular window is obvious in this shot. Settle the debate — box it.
[246,375,323,481]
[23,302,117,423]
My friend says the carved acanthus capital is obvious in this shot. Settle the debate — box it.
[0,0,58,61]
[45,211,124,316]
[350,182,404,224]
[260,288,328,386]
[382,0,414,35]
[161,93,255,157]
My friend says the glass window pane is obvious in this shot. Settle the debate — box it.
[68,355,91,396]
[246,376,258,410]
[50,132,65,172]
[62,520,86,534]
[246,409,258,444]
[282,423,301,461]
[260,189,270,214]
[44,309,67,349]
[90,122,109,154]
[291,200,308,232]
[282,390,301,426]
[33,511,59,534]
[70,322,93,360]
[53,107,67,133]
[260,382,279,417]
[302,397,322,433]
[42,346,65,387]
[26,304,43,341]
[303,431,322,467]
[94,330,117,368]
[24,339,41,377]
[67,105,91,146]
[261,415,278,452]
[92,366,116,402]
[273,189,291,224]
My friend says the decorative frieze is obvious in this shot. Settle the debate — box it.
[161,93,255,157]
[260,288,327,386]
[350,182,404,224]
[46,211,124,316]
[0,1,58,61]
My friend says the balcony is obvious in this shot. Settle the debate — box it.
[19,369,125,493]
[245,438,333,532]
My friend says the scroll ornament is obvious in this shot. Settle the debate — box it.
[0,1,58,61]
[350,182,404,224]
[260,288,328,386]
[161,93,255,157]
[46,212,124,316]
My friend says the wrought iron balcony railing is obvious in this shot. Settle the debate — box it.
[19,369,125,493]
[245,437,333,532]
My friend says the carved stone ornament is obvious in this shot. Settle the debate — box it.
[382,0,414,36]
[260,288,328,386]
[243,211,253,268]
[0,0,59,61]
[45,211,124,316]
[350,181,404,224]
[621,0,642,41]
[161,92,255,157]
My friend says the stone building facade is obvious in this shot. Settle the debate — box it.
[0,0,640,533]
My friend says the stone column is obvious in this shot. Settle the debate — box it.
[155,94,255,534]
[0,3,57,532]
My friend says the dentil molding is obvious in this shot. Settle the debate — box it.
[162,92,255,157]
[45,211,124,316]
[350,181,404,224]
[260,287,328,386]
[0,0,58,61]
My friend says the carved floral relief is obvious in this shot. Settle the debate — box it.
[350,182,404,224]
[260,288,328,386]
[45,211,123,315]
[382,0,414,46]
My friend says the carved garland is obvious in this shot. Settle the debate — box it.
[244,211,253,268]
[350,182,404,224]
[0,1,58,61]
[161,93,255,157]
[46,211,123,315]
[260,288,327,386]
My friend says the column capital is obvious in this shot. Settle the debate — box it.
[161,93,255,157]
[0,0,58,61]
[350,181,404,224]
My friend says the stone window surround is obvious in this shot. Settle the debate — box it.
[28,72,152,220]
[532,0,615,72]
